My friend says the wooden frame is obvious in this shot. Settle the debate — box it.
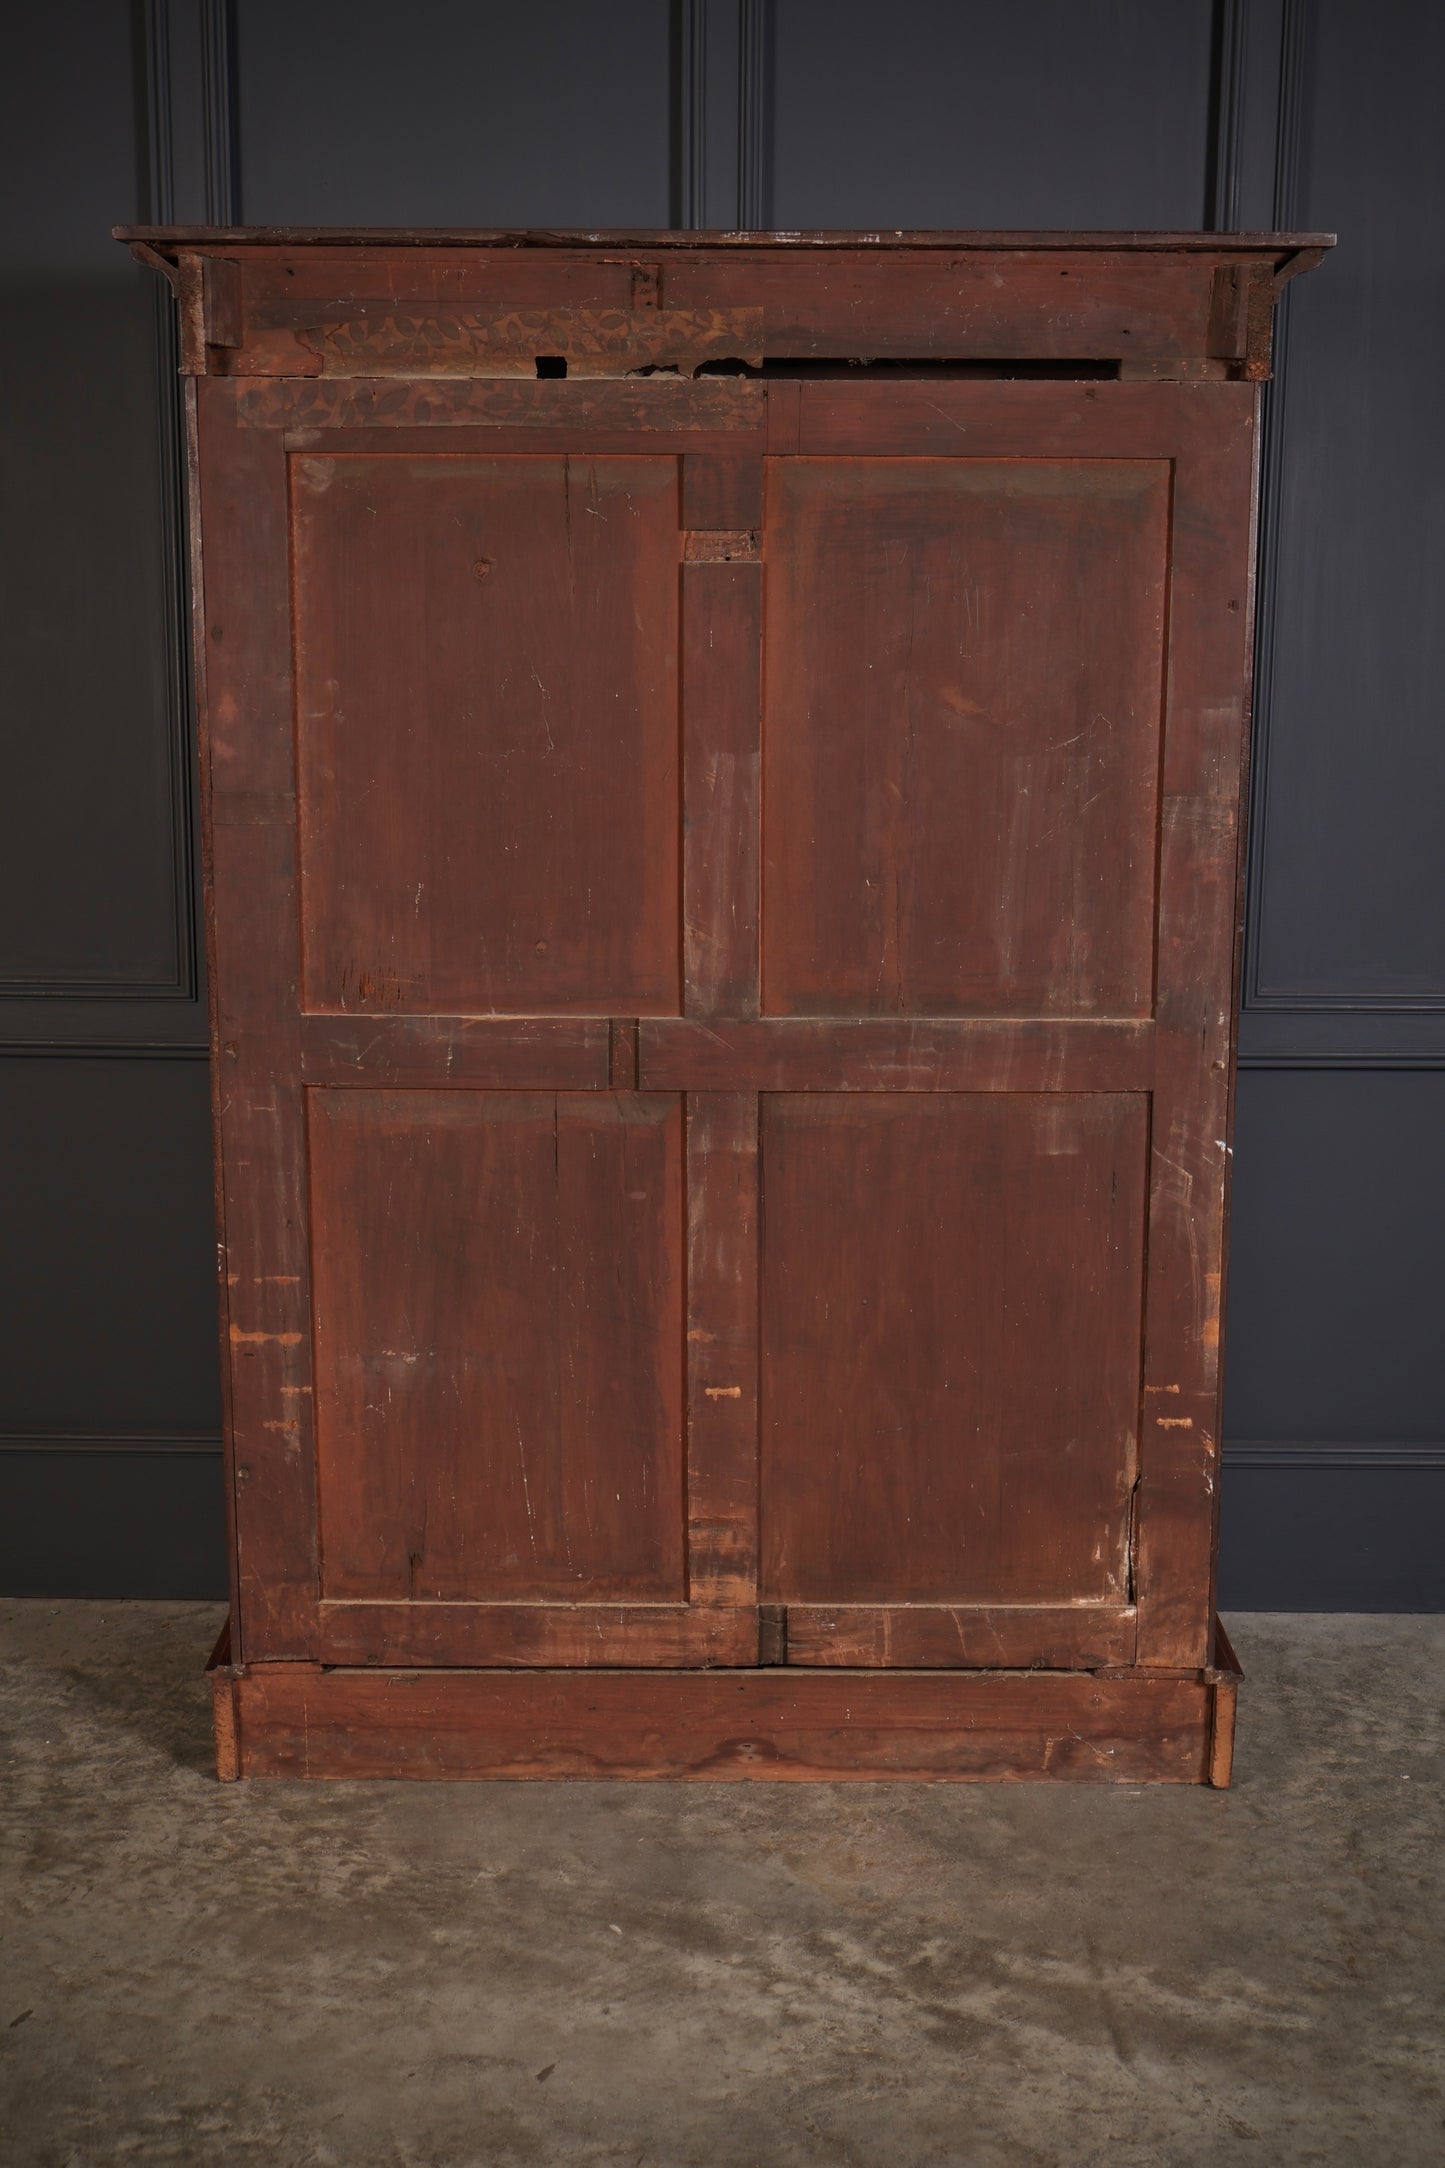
[129,228,1330,1784]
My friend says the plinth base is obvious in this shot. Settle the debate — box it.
[207,1624,1240,1786]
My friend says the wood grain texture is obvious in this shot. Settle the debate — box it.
[206,1619,239,1780]
[306,1090,685,1605]
[195,382,319,1662]
[171,243,1301,1778]
[659,251,1262,365]
[784,1605,1137,1670]
[640,1018,1153,1093]
[608,1019,640,1090]
[291,306,764,378]
[225,1663,1217,1783]
[683,559,762,1015]
[187,375,243,1642]
[235,252,639,332]
[684,1095,760,1610]
[292,452,681,1016]
[235,375,766,436]
[794,377,1238,459]
[307,1602,754,1670]
[1134,400,1259,1668]
[130,236,1330,385]
[1206,1620,1244,1788]
[762,455,1169,1017]
[760,1093,1149,1611]
[299,1015,610,1089]
[682,455,764,530]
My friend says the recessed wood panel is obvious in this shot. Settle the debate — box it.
[308,1089,684,1602]
[294,454,680,1014]
[760,1093,1148,1605]
[762,458,1169,1016]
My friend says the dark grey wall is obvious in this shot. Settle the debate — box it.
[2,0,1440,1607]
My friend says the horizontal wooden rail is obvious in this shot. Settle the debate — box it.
[640,1017,1155,1092]
[299,1014,610,1089]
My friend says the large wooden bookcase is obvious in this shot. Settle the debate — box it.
[122,226,1327,1783]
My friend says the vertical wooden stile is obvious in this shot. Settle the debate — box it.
[683,1094,761,1622]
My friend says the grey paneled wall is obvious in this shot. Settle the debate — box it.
[1247,0,1445,1009]
[236,0,674,227]
[771,0,1217,229]
[1,0,1440,1604]
[0,1,221,1598]
[0,6,186,998]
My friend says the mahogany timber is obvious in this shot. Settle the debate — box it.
[121,228,1328,384]
[306,1091,686,1604]
[132,229,1333,1785]
[209,1661,1228,1786]
[759,1093,1148,1611]
[1208,1620,1244,1788]
[762,454,1169,1017]
[292,451,682,1015]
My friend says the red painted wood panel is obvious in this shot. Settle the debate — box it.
[172,247,1295,1770]
[293,453,682,1014]
[762,456,1169,1017]
[760,1093,1148,1607]
[307,1090,685,1603]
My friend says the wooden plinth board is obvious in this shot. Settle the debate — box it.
[207,1641,1242,1786]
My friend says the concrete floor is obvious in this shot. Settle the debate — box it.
[0,1609,1441,2168]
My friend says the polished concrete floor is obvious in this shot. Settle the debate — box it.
[0,1606,1441,2167]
